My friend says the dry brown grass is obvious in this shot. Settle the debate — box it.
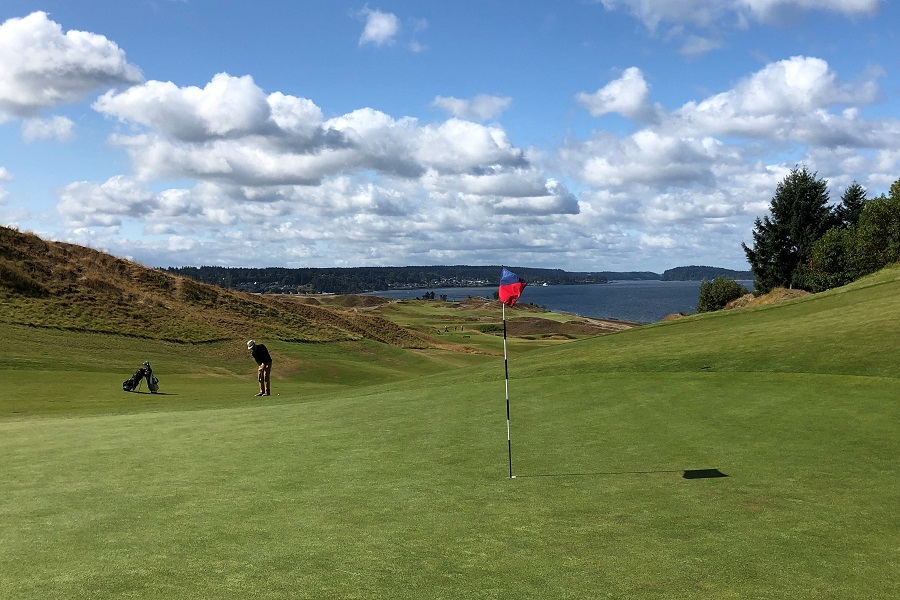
[0,226,434,347]
[724,288,810,310]
[659,287,810,319]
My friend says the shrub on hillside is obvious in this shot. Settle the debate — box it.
[697,277,749,313]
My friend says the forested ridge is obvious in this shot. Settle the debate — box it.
[165,265,663,295]
[662,266,753,281]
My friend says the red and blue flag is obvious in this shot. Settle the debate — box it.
[498,267,527,307]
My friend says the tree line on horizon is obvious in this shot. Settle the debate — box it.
[165,265,621,295]
[166,263,760,295]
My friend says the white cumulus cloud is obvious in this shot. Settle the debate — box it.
[55,69,584,268]
[93,74,274,141]
[415,118,526,174]
[0,11,142,121]
[576,67,657,121]
[58,176,157,229]
[94,74,533,185]
[358,6,400,47]
[669,56,885,145]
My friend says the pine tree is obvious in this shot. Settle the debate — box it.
[834,181,867,228]
[742,167,835,293]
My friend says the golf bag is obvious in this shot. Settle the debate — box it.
[122,361,159,393]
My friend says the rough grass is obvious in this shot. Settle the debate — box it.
[0,226,434,346]
[725,287,810,309]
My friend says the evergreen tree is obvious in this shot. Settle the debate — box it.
[852,183,900,277]
[742,167,835,293]
[834,181,867,228]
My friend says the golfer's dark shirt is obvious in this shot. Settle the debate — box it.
[251,344,272,365]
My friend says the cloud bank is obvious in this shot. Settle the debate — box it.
[0,7,897,273]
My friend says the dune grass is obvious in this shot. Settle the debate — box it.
[1,269,899,598]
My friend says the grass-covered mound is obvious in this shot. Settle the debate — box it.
[0,226,433,346]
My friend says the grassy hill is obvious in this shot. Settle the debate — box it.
[1,226,898,598]
[0,225,440,347]
[1,225,622,350]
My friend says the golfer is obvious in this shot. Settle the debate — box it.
[247,339,272,396]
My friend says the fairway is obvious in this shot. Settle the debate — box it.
[2,270,900,598]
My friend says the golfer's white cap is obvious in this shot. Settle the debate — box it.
[247,340,256,349]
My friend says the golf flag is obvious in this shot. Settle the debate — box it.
[498,267,527,307]
[499,266,527,479]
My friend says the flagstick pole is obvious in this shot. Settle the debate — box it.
[503,301,514,479]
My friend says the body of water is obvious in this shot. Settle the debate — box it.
[365,280,754,323]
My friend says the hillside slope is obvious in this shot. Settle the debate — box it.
[0,226,433,347]
[512,264,900,380]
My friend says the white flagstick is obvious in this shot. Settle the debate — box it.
[503,301,515,478]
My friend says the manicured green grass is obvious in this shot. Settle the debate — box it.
[1,270,899,598]
[0,322,495,419]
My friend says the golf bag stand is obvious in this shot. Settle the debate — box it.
[122,361,160,393]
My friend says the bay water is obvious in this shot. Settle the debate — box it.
[366,280,753,323]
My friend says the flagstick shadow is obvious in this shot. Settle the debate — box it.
[516,468,727,480]
[517,470,681,479]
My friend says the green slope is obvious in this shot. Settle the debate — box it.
[519,265,900,378]
[1,267,898,599]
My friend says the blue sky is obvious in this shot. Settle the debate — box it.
[1,1,898,272]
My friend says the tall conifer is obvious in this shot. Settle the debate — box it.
[742,167,835,293]
[835,181,867,228]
